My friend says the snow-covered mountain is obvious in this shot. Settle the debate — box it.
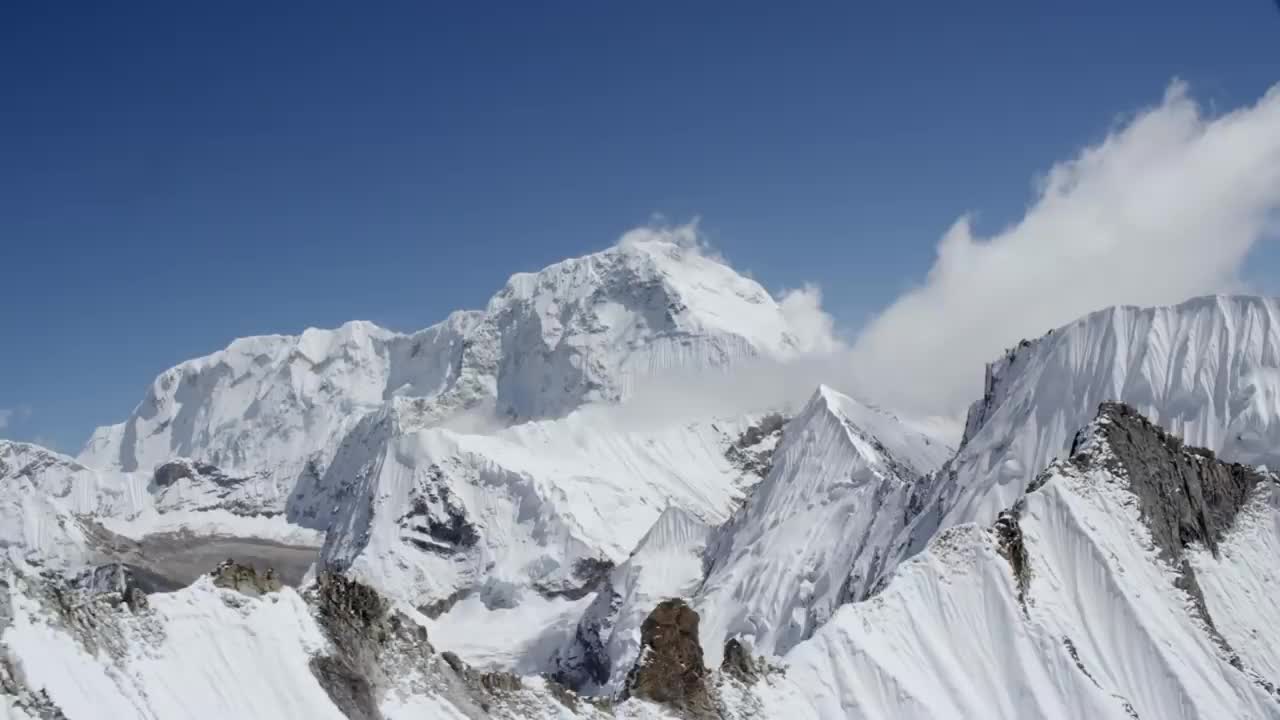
[907,295,1280,555]
[317,407,777,612]
[79,236,815,490]
[695,387,951,664]
[752,403,1280,719]
[7,228,1280,720]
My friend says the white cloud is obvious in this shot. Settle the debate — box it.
[851,80,1280,421]
[779,284,842,355]
[616,216,726,262]
[0,409,11,431]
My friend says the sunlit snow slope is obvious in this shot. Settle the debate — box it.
[760,404,1280,720]
[696,386,951,663]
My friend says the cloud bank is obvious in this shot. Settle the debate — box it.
[605,83,1280,444]
[852,80,1280,420]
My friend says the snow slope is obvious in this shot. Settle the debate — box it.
[696,386,951,664]
[759,405,1280,720]
[0,566,668,720]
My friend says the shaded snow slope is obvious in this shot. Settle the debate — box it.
[555,507,715,693]
[319,405,768,614]
[696,387,951,664]
[760,404,1280,719]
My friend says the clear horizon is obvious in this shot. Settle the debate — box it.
[4,1,1279,451]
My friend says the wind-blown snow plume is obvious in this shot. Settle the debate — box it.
[853,81,1280,419]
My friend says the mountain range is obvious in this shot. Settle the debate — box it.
[4,236,1280,719]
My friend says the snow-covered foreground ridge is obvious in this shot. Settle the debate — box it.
[763,402,1280,719]
[7,402,1280,719]
[7,226,1280,720]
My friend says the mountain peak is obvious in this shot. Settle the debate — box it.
[696,385,951,662]
[77,235,820,511]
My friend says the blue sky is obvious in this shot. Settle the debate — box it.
[2,1,1278,451]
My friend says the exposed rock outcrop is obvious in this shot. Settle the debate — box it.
[719,638,758,684]
[724,413,786,487]
[306,572,424,720]
[211,559,283,597]
[1070,402,1270,562]
[623,599,715,718]
[993,507,1029,612]
[536,557,614,601]
[397,467,480,556]
[150,459,266,516]
[1064,403,1275,674]
[74,563,157,613]
[305,572,573,719]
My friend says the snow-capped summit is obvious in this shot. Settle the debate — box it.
[696,385,952,663]
[78,234,815,491]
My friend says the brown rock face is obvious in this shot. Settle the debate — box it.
[720,637,758,683]
[623,599,715,717]
[211,559,283,596]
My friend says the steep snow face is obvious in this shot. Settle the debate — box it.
[555,507,715,694]
[0,442,147,519]
[79,315,480,483]
[921,295,1280,541]
[0,441,147,568]
[696,387,951,664]
[480,237,812,421]
[1192,482,1280,685]
[320,406,768,613]
[78,238,812,515]
[760,407,1280,720]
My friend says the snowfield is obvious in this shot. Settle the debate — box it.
[5,236,1280,718]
